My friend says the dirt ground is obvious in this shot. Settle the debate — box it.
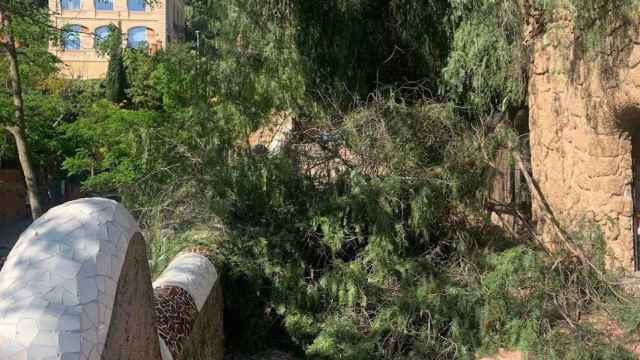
[478,349,523,360]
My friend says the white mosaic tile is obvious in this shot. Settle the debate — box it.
[0,198,139,360]
[159,336,173,360]
[152,253,218,311]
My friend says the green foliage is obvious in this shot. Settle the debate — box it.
[443,0,528,114]
[539,325,637,360]
[149,225,222,276]
[21,91,74,172]
[208,98,505,358]
[293,0,451,99]
[191,0,453,105]
[0,0,69,178]
[105,51,127,104]
[0,1,59,125]
[193,0,307,114]
[0,1,59,91]
[567,0,637,56]
[62,100,159,195]
[479,247,548,352]
[441,0,638,115]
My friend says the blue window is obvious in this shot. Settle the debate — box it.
[127,27,147,48]
[128,0,145,11]
[64,25,82,51]
[95,26,112,47]
[95,0,113,10]
[61,0,81,10]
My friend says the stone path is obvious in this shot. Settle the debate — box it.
[0,218,30,247]
[0,218,30,268]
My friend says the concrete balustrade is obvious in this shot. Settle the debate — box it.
[0,198,223,360]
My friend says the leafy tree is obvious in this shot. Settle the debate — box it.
[292,0,451,100]
[442,0,528,115]
[99,25,129,104]
[0,0,58,218]
[63,100,159,196]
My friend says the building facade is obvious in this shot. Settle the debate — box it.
[49,0,185,79]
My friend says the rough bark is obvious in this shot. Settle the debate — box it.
[0,8,43,219]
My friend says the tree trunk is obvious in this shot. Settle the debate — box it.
[1,8,43,219]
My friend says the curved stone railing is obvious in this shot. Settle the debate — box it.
[0,198,223,360]
[153,249,222,360]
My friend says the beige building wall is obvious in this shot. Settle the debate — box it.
[49,0,185,79]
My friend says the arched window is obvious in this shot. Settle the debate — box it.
[60,0,81,10]
[127,0,145,11]
[63,25,83,51]
[95,0,113,11]
[127,27,148,49]
[95,26,112,47]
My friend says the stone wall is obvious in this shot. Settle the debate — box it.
[528,12,640,271]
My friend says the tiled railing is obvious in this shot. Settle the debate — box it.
[0,198,223,360]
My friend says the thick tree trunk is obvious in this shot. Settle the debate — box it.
[6,126,43,219]
[1,8,43,219]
